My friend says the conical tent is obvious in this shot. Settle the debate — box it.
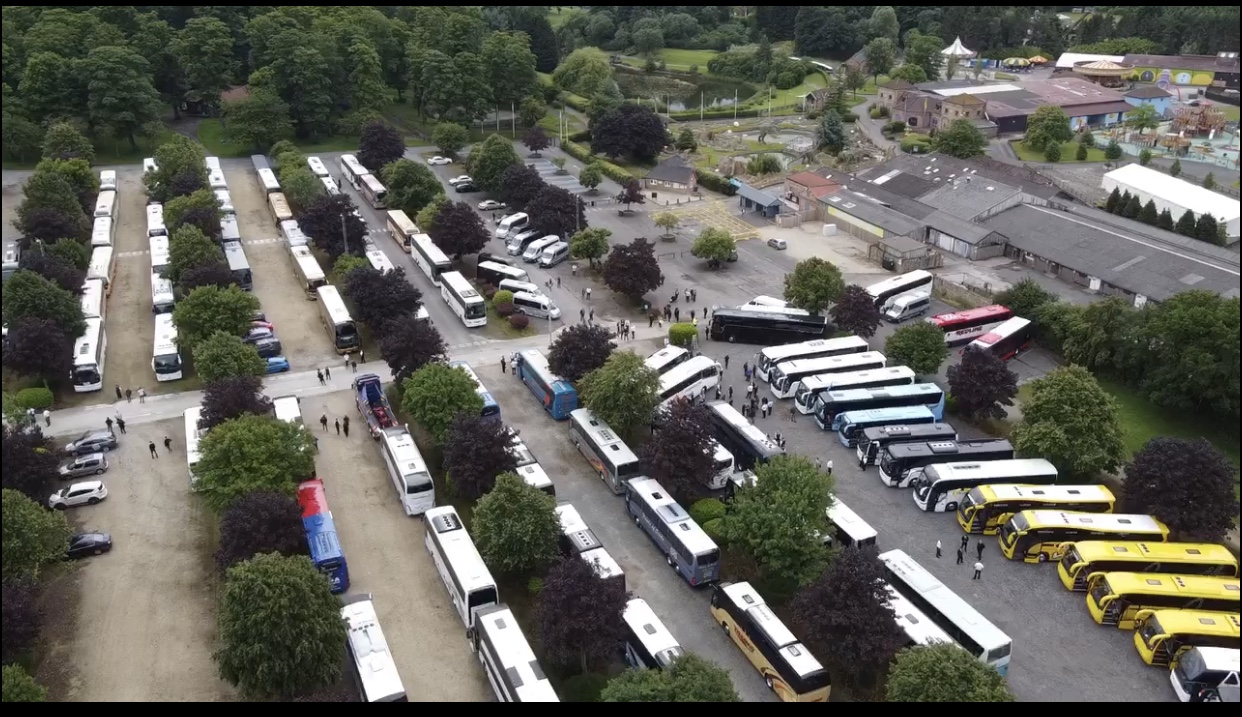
[941,36,975,59]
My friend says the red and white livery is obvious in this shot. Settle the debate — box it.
[926,305,1013,346]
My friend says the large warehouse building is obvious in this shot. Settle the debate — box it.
[1101,163,1241,241]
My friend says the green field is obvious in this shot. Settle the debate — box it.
[619,48,722,73]
[197,119,362,157]
[3,129,177,170]
[1097,380,1240,469]
[1010,139,1107,163]
[545,7,583,30]
[1221,104,1240,122]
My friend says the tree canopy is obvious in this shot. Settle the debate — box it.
[2,664,48,703]
[200,375,271,430]
[1024,105,1073,151]
[470,133,521,193]
[886,643,1016,702]
[602,237,663,300]
[600,653,739,702]
[498,164,547,210]
[473,473,561,576]
[357,120,406,172]
[591,104,667,161]
[1,425,61,501]
[194,415,317,513]
[2,317,75,388]
[932,119,988,159]
[1,270,86,341]
[1012,365,1125,479]
[193,332,266,384]
[829,285,881,339]
[2,489,72,582]
[173,285,261,351]
[526,185,587,239]
[168,224,222,285]
[1122,437,1238,542]
[442,415,518,500]
[381,159,442,217]
[579,352,661,439]
[215,491,306,571]
[569,227,612,268]
[690,228,737,268]
[429,200,490,258]
[548,323,615,383]
[642,400,718,501]
[378,313,448,383]
[400,363,484,443]
[883,321,949,377]
[344,266,423,329]
[1,579,42,666]
[298,195,369,261]
[783,258,844,315]
[947,348,1018,421]
[536,555,628,672]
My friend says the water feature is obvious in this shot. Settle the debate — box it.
[614,68,756,112]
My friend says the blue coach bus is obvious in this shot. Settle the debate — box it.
[834,406,937,448]
[815,383,946,430]
[516,349,577,419]
[298,479,350,593]
[449,360,500,422]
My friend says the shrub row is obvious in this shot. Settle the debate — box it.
[567,129,591,143]
[562,93,590,112]
[695,171,737,197]
[561,141,638,184]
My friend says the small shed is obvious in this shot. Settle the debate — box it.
[866,235,942,272]
[736,183,783,219]
[644,155,698,193]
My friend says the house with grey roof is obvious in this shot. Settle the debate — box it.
[643,155,697,194]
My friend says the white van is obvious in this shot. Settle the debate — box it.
[143,157,158,175]
[220,214,241,242]
[882,289,932,323]
[208,169,227,190]
[99,170,117,192]
[87,247,114,291]
[307,157,329,178]
[506,229,540,255]
[539,241,570,268]
[215,189,234,214]
[204,156,222,172]
[495,212,529,239]
[146,204,166,237]
[151,273,176,314]
[522,235,559,263]
[280,219,308,247]
[512,291,561,320]
[94,191,116,219]
[499,278,542,296]
[91,217,114,247]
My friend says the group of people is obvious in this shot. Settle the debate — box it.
[113,385,147,403]
[318,414,352,437]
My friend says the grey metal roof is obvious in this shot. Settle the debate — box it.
[982,204,1241,301]
[855,152,1063,201]
[923,210,997,245]
[821,193,922,236]
[736,183,782,207]
[920,178,1021,221]
[645,156,695,184]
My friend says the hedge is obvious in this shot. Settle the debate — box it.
[696,171,737,196]
[670,106,772,121]
[562,93,590,112]
[702,518,725,543]
[567,129,591,143]
[561,142,638,184]
[690,498,727,525]
[562,141,593,164]
[668,322,697,347]
[495,302,515,317]
[15,387,54,410]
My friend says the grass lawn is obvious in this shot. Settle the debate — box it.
[617,48,722,73]
[3,129,178,170]
[545,7,583,30]
[1221,104,1240,122]
[1096,380,1240,469]
[1010,139,1107,163]
[738,71,829,114]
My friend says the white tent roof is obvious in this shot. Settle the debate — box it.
[941,37,975,58]
[1103,164,1241,222]
[1055,52,1125,69]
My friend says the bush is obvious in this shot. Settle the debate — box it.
[1043,142,1062,162]
[495,302,515,317]
[883,120,907,134]
[595,159,637,185]
[668,322,697,347]
[669,106,770,121]
[690,498,727,524]
[702,517,725,542]
[561,672,609,703]
[567,129,591,143]
[526,576,544,595]
[900,134,931,154]
[562,93,590,113]
[562,141,593,164]
[508,314,530,330]
[14,387,53,410]
[696,171,737,196]
[492,289,514,306]
[876,105,890,118]
[481,285,496,300]
[869,107,883,119]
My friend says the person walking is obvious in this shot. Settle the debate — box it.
[742,361,749,377]
[325,366,332,380]
[723,354,730,369]
[585,288,591,301]
[588,308,594,322]
[692,316,699,331]
[789,404,797,422]
[316,369,325,385]
[351,359,358,373]
[976,539,985,560]
[137,387,147,403]
[673,307,680,322]
[43,409,51,427]
[148,441,158,459]
[973,561,984,580]
[572,264,578,277]
[334,419,341,435]
[745,383,753,399]
[115,384,123,400]
[858,450,867,470]
[684,288,691,303]
[556,277,561,288]
[826,459,833,476]
[501,356,507,374]
[105,416,114,434]
[691,289,697,302]
[116,417,127,434]
[956,547,965,564]
[344,353,352,369]
[648,315,654,328]
[960,535,970,553]
[714,385,722,400]
[320,414,328,431]
[125,387,133,402]
[728,385,734,401]
[690,309,696,321]
[657,317,663,329]
[342,416,350,437]
[359,350,365,363]
[164,436,173,452]
[579,308,586,322]
[936,540,943,558]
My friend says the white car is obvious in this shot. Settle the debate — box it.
[448,175,473,186]
[478,200,507,211]
[49,480,108,510]
[427,156,453,166]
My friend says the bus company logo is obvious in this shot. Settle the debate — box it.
[735,626,757,654]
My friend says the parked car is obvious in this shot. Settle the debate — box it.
[478,199,507,211]
[427,156,453,165]
[63,429,118,456]
[243,327,275,344]
[67,531,112,559]
[59,453,109,479]
[251,319,274,331]
[767,238,788,250]
[448,175,472,186]
[49,480,108,510]
[265,356,291,374]
[455,182,478,193]
[252,310,267,322]
[254,337,283,359]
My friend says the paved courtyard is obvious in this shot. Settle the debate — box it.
[667,198,762,241]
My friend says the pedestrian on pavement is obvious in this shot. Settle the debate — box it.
[325,366,332,380]
[351,359,357,373]
[648,315,654,328]
[858,452,866,470]
[43,409,51,426]
[691,288,697,302]
[956,547,965,564]
[335,419,341,435]
[657,318,663,329]
[728,385,734,400]
[359,350,365,363]
[724,354,730,369]
[976,539,985,560]
[746,383,753,398]
[105,417,114,434]
[343,416,350,437]
[344,352,352,368]
[137,387,147,403]
[973,561,984,580]
[572,264,578,277]
[742,361,749,377]
[556,277,561,287]
[115,385,123,400]
[125,387,133,402]
[815,458,823,471]
[579,308,585,322]
[586,288,591,301]
[690,309,696,321]
[317,369,325,385]
[684,289,691,302]
[936,540,943,558]
[149,441,158,459]
[692,317,699,331]
[501,356,508,373]
[320,414,328,431]
[674,307,680,322]
[789,404,797,422]
[164,436,172,452]
[960,535,970,552]
[588,308,594,322]
[826,459,833,476]
[714,385,722,400]
[116,417,127,434]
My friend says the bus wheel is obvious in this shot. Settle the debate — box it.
[765,677,775,691]
[945,502,957,512]
[666,554,675,569]
[727,333,736,343]
[1037,553,1048,563]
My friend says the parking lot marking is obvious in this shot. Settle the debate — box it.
[667,199,761,241]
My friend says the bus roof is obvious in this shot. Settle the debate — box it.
[340,594,405,703]
[659,356,720,392]
[555,503,590,535]
[971,316,1031,347]
[361,173,385,191]
[827,500,878,543]
[719,582,824,678]
[626,477,717,556]
[1184,646,1242,672]
[387,209,417,234]
[380,428,428,477]
[317,285,352,324]
[1066,541,1237,566]
[644,345,689,371]
[706,401,784,455]
[1015,510,1165,534]
[153,313,177,354]
[424,506,496,595]
[622,598,682,657]
[862,422,957,444]
[924,458,1057,482]
[221,241,249,270]
[473,604,559,702]
[73,318,104,367]
[519,349,572,392]
[580,547,624,582]
[928,304,1011,328]
[709,308,828,326]
[1139,609,1239,635]
[885,438,1012,460]
[886,585,956,647]
[291,246,325,279]
[879,549,1012,650]
[776,351,885,375]
[801,366,916,392]
[865,270,932,300]
[837,405,935,425]
[271,396,301,424]
[184,406,202,467]
[760,336,868,362]
[1094,572,1240,597]
[977,484,1114,503]
[824,382,942,403]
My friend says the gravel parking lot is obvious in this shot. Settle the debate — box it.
[224,166,334,370]
[99,171,159,403]
[306,391,491,702]
[40,418,233,701]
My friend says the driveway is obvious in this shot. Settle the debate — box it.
[525,156,588,194]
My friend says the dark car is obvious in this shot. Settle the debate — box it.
[254,337,283,359]
[252,310,267,322]
[243,327,275,344]
[455,182,478,193]
[67,531,112,559]
[478,252,512,267]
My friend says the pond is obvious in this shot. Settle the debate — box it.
[614,68,756,112]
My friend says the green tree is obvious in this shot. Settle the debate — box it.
[82,45,162,150]
[1,270,86,340]
[1024,105,1073,152]
[601,653,739,702]
[168,225,221,285]
[569,227,612,268]
[1043,141,1062,163]
[15,170,89,241]
[40,121,95,163]
[1138,199,1158,225]
[481,31,539,106]
[264,35,336,138]
[889,63,928,84]
[195,415,317,513]
[431,122,470,156]
[1169,158,1182,177]
[165,188,224,237]
[519,96,547,127]
[931,119,987,159]
[473,473,561,576]
[863,37,897,82]
[2,489,72,581]
[332,254,369,281]
[783,257,844,314]
[993,278,1057,320]
[868,6,900,43]
[1202,172,1217,190]
[173,285,261,350]
[146,134,208,202]
[46,238,90,270]
[633,27,665,56]
[417,194,449,234]
[193,331,266,383]
[1013,365,1125,479]
[887,643,1016,702]
[691,227,737,267]
[884,321,949,377]
[19,52,80,122]
[35,158,99,210]
[470,133,522,193]
[2,114,44,164]
[215,553,346,698]
[1075,142,1088,161]
[675,127,698,152]
[381,159,442,216]
[1138,291,1239,419]
[552,47,614,97]
[1104,187,1122,213]
[654,212,680,238]
[722,455,832,589]
[400,363,484,443]
[1139,148,1153,166]
[171,17,235,111]
[347,42,390,114]
[1121,192,1142,219]
[579,352,660,438]
[746,154,783,175]
[1174,209,1197,237]
[278,165,324,213]
[578,163,603,192]
[1104,139,1123,160]
[1124,103,1158,133]
[903,32,944,80]
[1,664,48,703]
[221,89,294,153]
[817,110,845,154]
[1156,208,1175,231]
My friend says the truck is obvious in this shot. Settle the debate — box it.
[352,373,397,440]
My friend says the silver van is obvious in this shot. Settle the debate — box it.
[882,289,932,323]
[512,291,561,320]
[499,278,542,296]
[539,241,570,268]
[59,452,109,479]
[522,235,559,263]
[506,229,540,256]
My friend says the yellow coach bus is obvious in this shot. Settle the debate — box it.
[957,484,1114,535]
[1133,609,1240,668]
[1086,572,1240,629]
[1058,541,1238,592]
